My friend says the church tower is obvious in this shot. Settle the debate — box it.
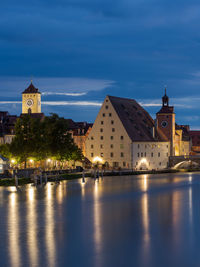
[156,89,175,156]
[22,82,41,114]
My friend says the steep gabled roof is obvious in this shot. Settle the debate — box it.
[108,95,167,142]
[22,82,41,94]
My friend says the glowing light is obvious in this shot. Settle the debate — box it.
[189,175,192,183]
[11,159,16,164]
[143,175,148,191]
[93,156,103,163]
[47,159,51,163]
[29,159,34,163]
[140,158,147,164]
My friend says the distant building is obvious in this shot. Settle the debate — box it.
[66,119,93,156]
[156,90,191,156]
[85,91,191,169]
[189,131,200,154]
[22,82,42,115]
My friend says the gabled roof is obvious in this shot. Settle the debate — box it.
[108,95,168,142]
[22,82,41,94]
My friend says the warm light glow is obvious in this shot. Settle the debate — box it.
[93,156,103,163]
[29,159,34,163]
[140,158,147,164]
[11,159,16,164]
[143,175,148,191]
[47,158,51,163]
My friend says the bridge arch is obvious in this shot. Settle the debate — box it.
[173,160,200,169]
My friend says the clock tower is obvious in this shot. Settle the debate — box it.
[156,89,175,156]
[22,82,41,114]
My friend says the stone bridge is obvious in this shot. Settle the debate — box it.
[169,155,200,169]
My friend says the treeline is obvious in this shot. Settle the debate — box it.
[0,113,83,167]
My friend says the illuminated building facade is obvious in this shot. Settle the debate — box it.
[85,92,191,170]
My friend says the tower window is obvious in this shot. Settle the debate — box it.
[109,113,112,117]
[100,144,103,149]
[111,120,114,124]
[91,144,93,149]
[121,152,124,157]
[151,153,153,157]
[101,121,104,125]
[111,136,113,140]
[120,136,124,140]
[91,153,94,157]
[110,144,113,148]
[100,136,103,140]
[112,128,115,132]
[110,152,113,157]
[105,105,108,109]
[100,128,103,132]
[158,152,160,157]
[103,113,105,117]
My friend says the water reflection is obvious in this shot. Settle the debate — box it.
[93,179,102,267]
[26,186,38,267]
[2,173,200,267]
[45,183,56,267]
[8,189,21,267]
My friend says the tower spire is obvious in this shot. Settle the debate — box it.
[162,88,169,107]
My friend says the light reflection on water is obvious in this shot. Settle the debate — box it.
[1,173,200,267]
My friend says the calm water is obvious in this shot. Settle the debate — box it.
[0,173,200,267]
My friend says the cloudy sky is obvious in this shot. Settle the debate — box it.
[1,0,200,128]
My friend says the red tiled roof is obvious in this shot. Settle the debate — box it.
[108,95,168,142]
[22,82,41,94]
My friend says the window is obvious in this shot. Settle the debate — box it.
[110,152,113,157]
[101,153,104,157]
[105,105,108,109]
[112,128,115,132]
[91,144,93,149]
[100,144,103,149]
[103,113,105,117]
[100,136,103,140]
[120,144,124,149]
[111,120,114,124]
[137,153,140,157]
[159,162,162,166]
[91,153,94,157]
[158,152,160,157]
[144,152,146,157]
[109,113,112,117]
[91,136,94,140]
[121,152,124,157]
[145,145,147,149]
[123,162,126,167]
[138,144,140,148]
[100,128,103,132]
[101,121,104,125]
[111,136,113,140]
[106,99,108,102]
[141,152,143,157]
[110,144,113,148]
[120,136,124,140]
[151,152,153,157]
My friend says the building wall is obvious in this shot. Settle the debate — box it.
[132,141,170,170]
[85,96,132,168]
[22,93,41,114]
[156,113,175,156]
[4,135,15,144]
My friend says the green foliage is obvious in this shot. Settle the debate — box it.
[0,113,83,167]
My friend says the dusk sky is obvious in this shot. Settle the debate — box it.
[1,0,200,128]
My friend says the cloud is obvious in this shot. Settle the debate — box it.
[42,92,87,96]
[0,76,115,97]
[0,100,101,107]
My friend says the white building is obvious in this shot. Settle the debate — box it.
[85,95,170,170]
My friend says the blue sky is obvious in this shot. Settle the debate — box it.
[1,0,200,128]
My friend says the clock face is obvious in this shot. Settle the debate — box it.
[26,98,34,107]
[161,121,168,128]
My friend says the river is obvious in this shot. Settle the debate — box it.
[0,172,199,267]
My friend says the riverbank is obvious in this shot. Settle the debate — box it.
[0,168,200,186]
